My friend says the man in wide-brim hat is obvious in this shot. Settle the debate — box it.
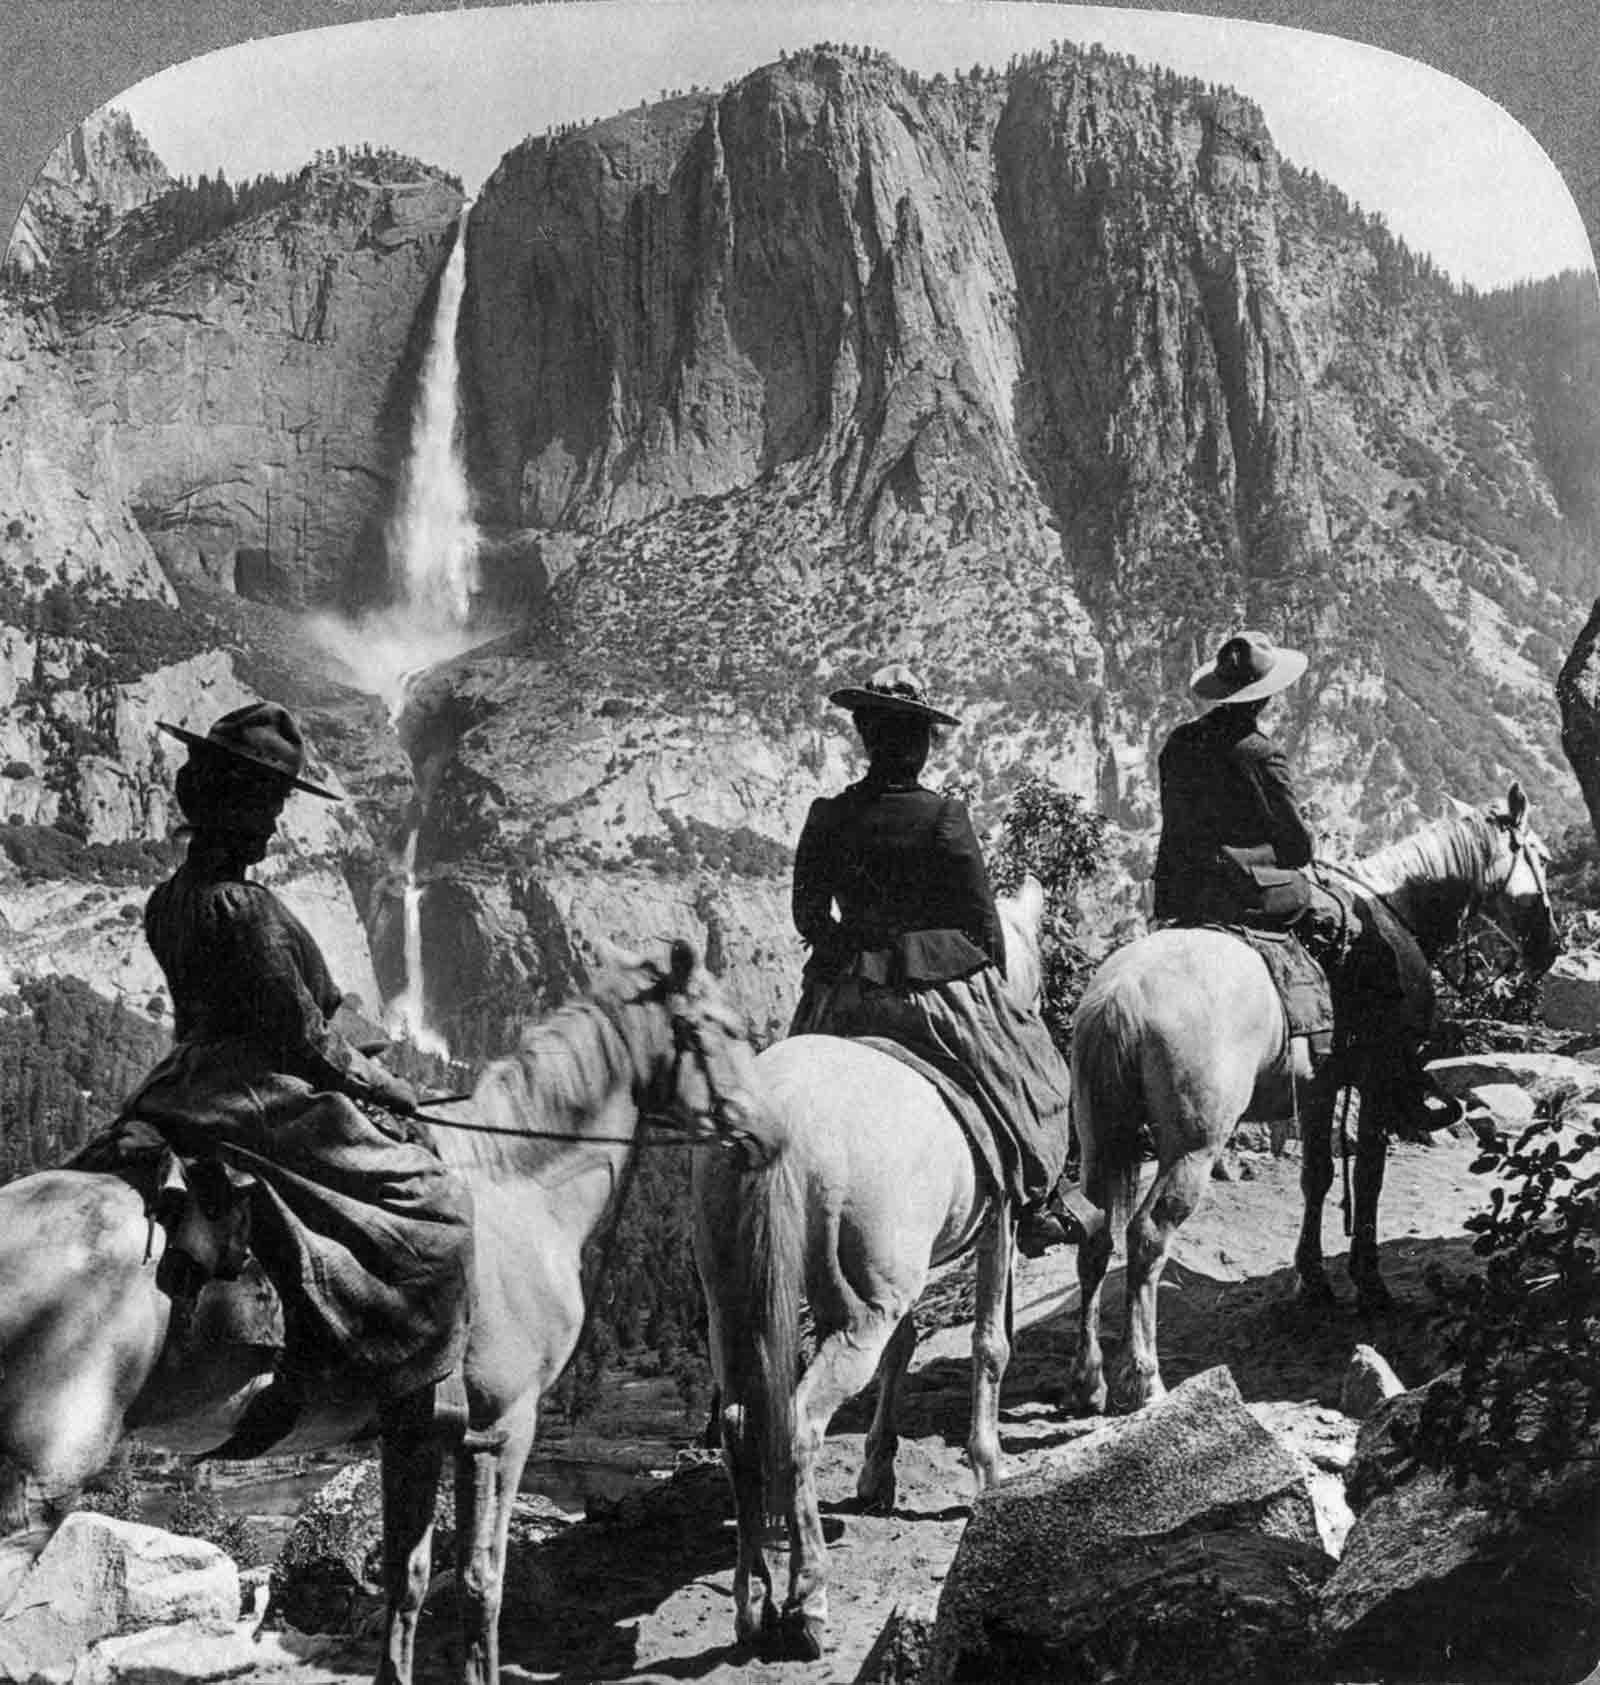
[76,700,473,1446]
[1151,631,1315,927]
[1150,631,1462,1133]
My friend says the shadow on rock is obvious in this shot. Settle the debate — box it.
[490,1460,736,1681]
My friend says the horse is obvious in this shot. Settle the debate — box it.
[1068,782,1561,1417]
[0,940,762,1685]
[692,879,1052,1661]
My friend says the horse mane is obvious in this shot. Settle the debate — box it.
[445,960,668,1178]
[998,881,1045,1010]
[1354,807,1499,898]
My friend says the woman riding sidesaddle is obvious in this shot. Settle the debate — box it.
[789,664,1085,1257]
[79,703,473,1410]
[1153,631,1460,1132]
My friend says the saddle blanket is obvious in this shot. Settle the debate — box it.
[853,1034,1010,1195]
[1206,924,1336,1058]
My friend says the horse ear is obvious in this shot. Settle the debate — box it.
[668,937,698,991]
[1444,793,1476,819]
[1507,781,1528,828]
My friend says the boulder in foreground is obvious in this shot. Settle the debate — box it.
[0,1513,238,1685]
[924,1367,1332,1684]
[1321,1385,1600,1683]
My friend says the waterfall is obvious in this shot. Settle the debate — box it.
[311,206,486,1057]
[389,827,450,1061]
[387,207,479,625]
[308,205,487,705]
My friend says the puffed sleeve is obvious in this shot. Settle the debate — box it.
[216,884,413,1109]
[791,797,840,950]
[936,798,1006,973]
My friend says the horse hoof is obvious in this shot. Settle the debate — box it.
[1066,1369,1108,1417]
[856,1475,896,1515]
[736,1597,779,1650]
[1109,1375,1163,1416]
[1296,1276,1340,1312]
[774,1612,826,1662]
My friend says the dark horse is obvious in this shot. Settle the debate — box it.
[1069,785,1560,1415]
[0,943,761,1685]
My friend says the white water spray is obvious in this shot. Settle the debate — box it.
[389,828,451,1061]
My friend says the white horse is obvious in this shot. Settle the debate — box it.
[0,942,761,1685]
[692,881,1052,1660]
[1069,784,1560,1416]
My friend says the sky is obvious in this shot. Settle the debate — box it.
[108,0,1594,292]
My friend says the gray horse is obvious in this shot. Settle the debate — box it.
[1070,784,1560,1416]
[0,942,761,1685]
[693,880,1051,1660]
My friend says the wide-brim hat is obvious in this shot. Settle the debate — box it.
[828,662,960,727]
[157,701,341,800]
[1191,631,1308,705]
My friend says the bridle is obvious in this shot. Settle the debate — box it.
[412,975,749,1151]
[1318,810,1551,989]
[640,986,744,1138]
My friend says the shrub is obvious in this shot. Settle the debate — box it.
[168,1487,258,1565]
[988,773,1113,1044]
[1400,1113,1600,1499]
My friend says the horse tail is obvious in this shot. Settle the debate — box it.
[721,1128,803,1527]
[1071,982,1146,1241]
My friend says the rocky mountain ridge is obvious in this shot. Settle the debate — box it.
[3,41,1599,1067]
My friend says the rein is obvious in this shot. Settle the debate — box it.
[407,985,742,1150]
[411,1108,723,1148]
[1318,822,1528,991]
[1315,857,1444,958]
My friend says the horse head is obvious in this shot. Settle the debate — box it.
[1472,781,1563,976]
[998,874,1046,1011]
[641,939,769,1155]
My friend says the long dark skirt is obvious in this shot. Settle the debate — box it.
[790,965,1072,1205]
[79,1038,473,1398]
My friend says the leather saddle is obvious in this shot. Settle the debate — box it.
[1203,923,1338,1061]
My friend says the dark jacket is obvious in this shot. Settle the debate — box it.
[143,857,400,1106]
[106,854,474,1396]
[1152,705,1315,924]
[792,778,1005,985]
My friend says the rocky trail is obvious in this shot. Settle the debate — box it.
[260,1135,1491,1685]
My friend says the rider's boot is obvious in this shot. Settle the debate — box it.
[1016,1183,1104,1258]
[1387,1056,1469,1140]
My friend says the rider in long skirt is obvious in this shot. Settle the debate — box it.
[79,702,473,1402]
[789,664,1080,1256]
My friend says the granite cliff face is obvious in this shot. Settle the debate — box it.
[0,150,446,1044]
[3,45,1597,1067]
[403,44,1590,1049]
[63,160,465,607]
[454,48,1579,834]
[4,109,171,286]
